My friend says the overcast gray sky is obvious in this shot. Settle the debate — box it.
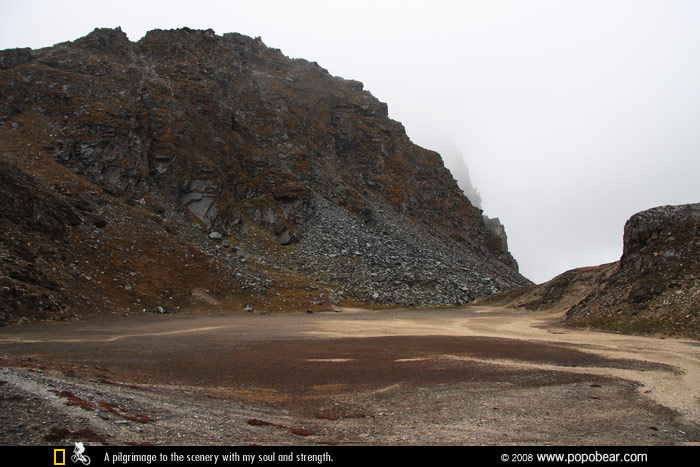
[2,0,699,283]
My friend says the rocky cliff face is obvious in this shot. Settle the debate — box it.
[565,203,700,338]
[0,27,529,324]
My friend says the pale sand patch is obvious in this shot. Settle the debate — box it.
[209,387,292,403]
[0,325,233,344]
[307,306,700,425]
[305,358,354,362]
[310,383,348,393]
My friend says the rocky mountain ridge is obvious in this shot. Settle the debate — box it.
[0,27,530,324]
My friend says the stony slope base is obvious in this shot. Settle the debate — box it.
[478,203,700,339]
[0,27,530,324]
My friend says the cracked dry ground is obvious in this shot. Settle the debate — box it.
[1,307,699,446]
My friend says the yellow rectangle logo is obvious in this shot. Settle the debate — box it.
[54,449,66,465]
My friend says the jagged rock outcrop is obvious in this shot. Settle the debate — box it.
[565,203,700,338]
[476,203,699,338]
[0,27,530,323]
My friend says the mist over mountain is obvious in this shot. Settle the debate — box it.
[439,149,483,210]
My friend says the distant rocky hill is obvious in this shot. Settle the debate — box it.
[476,203,700,339]
[565,203,700,338]
[0,27,529,324]
[473,263,618,313]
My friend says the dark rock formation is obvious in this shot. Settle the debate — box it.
[0,27,530,323]
[565,203,700,338]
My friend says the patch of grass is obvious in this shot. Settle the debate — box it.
[55,390,94,412]
[99,401,153,424]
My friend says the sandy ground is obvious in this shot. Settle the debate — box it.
[1,306,699,445]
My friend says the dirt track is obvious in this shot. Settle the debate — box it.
[1,306,699,445]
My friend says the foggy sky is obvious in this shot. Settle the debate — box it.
[2,0,699,283]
